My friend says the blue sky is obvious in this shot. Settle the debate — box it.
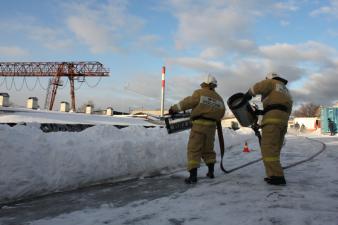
[1,0,338,112]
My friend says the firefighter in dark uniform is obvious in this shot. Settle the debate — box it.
[328,118,335,136]
[169,75,225,184]
[245,72,293,185]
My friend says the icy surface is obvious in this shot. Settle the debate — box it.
[21,136,338,225]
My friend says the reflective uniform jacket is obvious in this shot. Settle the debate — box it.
[172,87,225,122]
[249,78,293,126]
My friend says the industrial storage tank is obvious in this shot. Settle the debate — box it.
[106,107,113,116]
[27,97,39,110]
[0,93,9,107]
[85,105,93,114]
[60,101,70,112]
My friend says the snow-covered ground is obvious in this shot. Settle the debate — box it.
[0,108,337,225]
[0,121,253,203]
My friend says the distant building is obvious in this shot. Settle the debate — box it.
[292,117,320,131]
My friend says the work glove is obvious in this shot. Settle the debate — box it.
[168,106,177,115]
[251,123,261,131]
[243,91,252,101]
[252,104,264,115]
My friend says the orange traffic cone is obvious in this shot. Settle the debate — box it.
[243,141,250,152]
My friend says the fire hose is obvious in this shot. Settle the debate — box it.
[217,121,262,173]
[217,123,326,174]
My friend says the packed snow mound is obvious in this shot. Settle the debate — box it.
[0,107,155,126]
[0,124,254,203]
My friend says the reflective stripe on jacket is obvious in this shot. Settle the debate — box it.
[172,86,225,122]
[192,119,216,126]
[249,79,293,126]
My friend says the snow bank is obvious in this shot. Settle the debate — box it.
[0,124,254,203]
[0,107,155,126]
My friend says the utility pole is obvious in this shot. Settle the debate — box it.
[160,66,166,117]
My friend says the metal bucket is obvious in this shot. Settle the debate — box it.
[227,93,257,127]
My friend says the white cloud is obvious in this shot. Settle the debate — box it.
[65,0,338,107]
[64,0,145,54]
[132,35,167,57]
[0,18,73,51]
[166,40,337,89]
[311,6,333,16]
[310,0,338,17]
[0,0,146,54]
[167,0,302,53]
[67,16,117,53]
[258,41,338,105]
[274,1,299,11]
[260,43,302,62]
[162,0,338,106]
[212,58,305,99]
[0,46,28,57]
[280,20,290,26]
[292,69,338,105]
[120,73,200,109]
[168,0,260,51]
[199,47,225,59]
[167,57,226,73]
[166,75,201,102]
[328,29,338,37]
[123,75,161,100]
[137,35,160,44]
[164,39,338,105]
[1,0,337,109]
[164,56,305,102]
[27,26,73,50]
[259,41,337,65]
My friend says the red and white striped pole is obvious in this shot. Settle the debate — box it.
[160,66,166,117]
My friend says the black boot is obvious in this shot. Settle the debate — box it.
[264,176,286,185]
[206,163,215,179]
[185,168,197,184]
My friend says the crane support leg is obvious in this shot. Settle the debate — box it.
[69,76,76,112]
[48,76,60,110]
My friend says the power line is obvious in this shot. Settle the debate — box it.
[25,77,39,91]
[85,77,102,88]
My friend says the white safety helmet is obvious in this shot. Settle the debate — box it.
[266,72,279,79]
[203,74,217,86]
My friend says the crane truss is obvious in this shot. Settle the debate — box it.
[0,62,109,111]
